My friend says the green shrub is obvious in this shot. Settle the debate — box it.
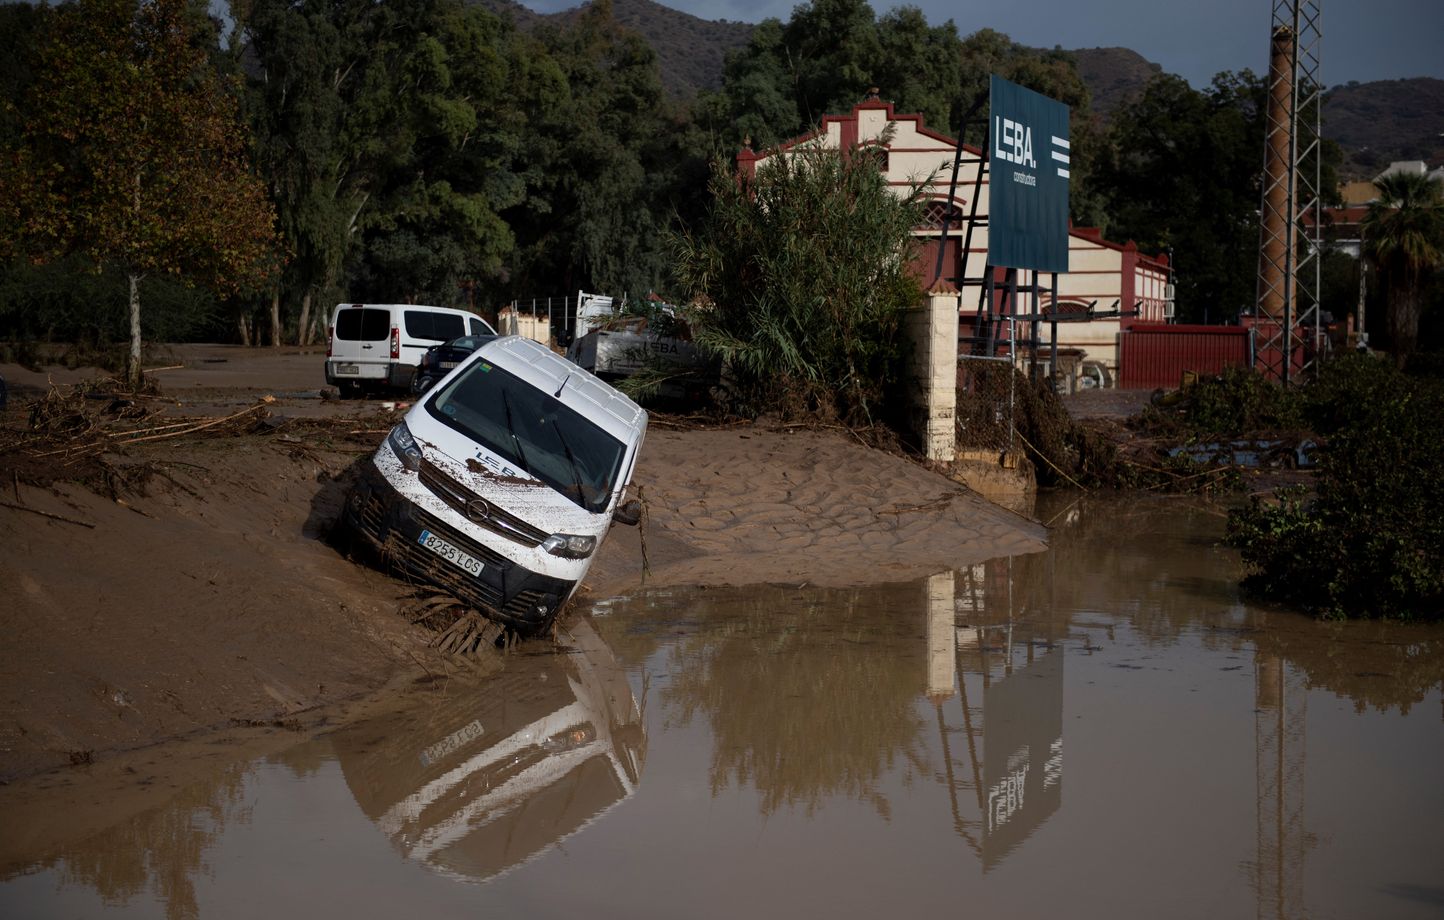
[1226,355,1444,620]
[1138,365,1305,437]
[671,144,925,425]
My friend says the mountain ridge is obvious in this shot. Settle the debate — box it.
[481,0,1441,175]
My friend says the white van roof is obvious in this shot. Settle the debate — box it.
[331,302,477,315]
[481,336,646,444]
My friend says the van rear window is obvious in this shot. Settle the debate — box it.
[405,311,466,342]
[335,308,389,342]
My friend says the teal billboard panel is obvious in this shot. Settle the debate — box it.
[988,75,1070,273]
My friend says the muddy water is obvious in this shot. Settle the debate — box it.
[4,494,1443,919]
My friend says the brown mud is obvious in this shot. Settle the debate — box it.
[0,345,1045,796]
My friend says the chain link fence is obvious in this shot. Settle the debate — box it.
[955,354,1017,454]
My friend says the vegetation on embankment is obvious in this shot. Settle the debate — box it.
[1225,356,1444,621]
[960,356,1443,621]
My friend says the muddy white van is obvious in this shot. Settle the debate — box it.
[342,336,646,634]
[325,303,496,395]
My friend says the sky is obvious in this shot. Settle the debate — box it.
[522,0,1444,89]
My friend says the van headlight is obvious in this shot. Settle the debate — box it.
[542,533,596,559]
[387,422,423,472]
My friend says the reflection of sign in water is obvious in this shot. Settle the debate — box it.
[982,648,1063,870]
[987,746,1030,833]
[332,617,644,883]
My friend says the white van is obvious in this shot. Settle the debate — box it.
[325,303,497,395]
[342,336,646,634]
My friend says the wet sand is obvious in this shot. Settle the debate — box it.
[0,347,1046,786]
[588,426,1045,595]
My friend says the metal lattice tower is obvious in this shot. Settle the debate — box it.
[1254,0,1324,385]
[1249,651,1312,919]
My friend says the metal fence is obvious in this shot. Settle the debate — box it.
[955,353,1018,454]
[506,295,576,344]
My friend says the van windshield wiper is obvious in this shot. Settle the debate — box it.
[549,419,589,505]
[500,389,533,475]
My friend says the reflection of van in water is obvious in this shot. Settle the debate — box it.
[332,616,644,882]
[325,303,496,395]
[341,336,646,633]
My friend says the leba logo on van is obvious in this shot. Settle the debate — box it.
[987,75,1070,274]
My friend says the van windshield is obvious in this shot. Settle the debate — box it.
[425,360,626,514]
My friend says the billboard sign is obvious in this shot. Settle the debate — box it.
[987,75,1070,273]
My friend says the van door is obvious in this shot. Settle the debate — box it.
[401,309,468,365]
[331,305,392,380]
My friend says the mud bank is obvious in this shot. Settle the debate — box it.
[0,349,1046,784]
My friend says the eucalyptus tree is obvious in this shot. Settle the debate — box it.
[235,0,347,344]
[237,0,530,338]
[502,0,675,300]
[345,0,528,306]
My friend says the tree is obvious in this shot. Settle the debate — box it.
[345,0,528,306]
[1,0,277,384]
[1362,170,1444,365]
[712,17,1106,228]
[236,0,529,339]
[672,142,925,424]
[502,0,676,300]
[715,0,959,151]
[233,0,349,346]
[1096,72,1265,323]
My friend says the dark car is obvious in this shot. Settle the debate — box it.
[410,334,496,395]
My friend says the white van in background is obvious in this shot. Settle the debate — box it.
[325,303,496,395]
[342,336,647,635]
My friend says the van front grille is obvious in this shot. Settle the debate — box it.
[345,470,568,633]
[411,508,513,571]
[418,458,548,547]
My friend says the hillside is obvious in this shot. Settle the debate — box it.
[1322,77,1444,178]
[481,0,1439,174]
[1067,46,1163,117]
[608,0,752,95]
[473,0,753,98]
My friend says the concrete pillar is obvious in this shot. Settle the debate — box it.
[905,292,959,461]
[926,571,957,702]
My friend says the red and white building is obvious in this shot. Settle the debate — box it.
[738,97,1173,386]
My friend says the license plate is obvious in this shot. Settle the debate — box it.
[336,363,360,375]
[440,361,458,369]
[417,529,484,576]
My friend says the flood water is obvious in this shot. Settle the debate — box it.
[4,494,1443,919]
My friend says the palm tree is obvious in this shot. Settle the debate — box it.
[1362,171,1444,365]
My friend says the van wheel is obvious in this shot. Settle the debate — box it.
[339,381,365,400]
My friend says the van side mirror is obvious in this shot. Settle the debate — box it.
[613,499,643,527]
